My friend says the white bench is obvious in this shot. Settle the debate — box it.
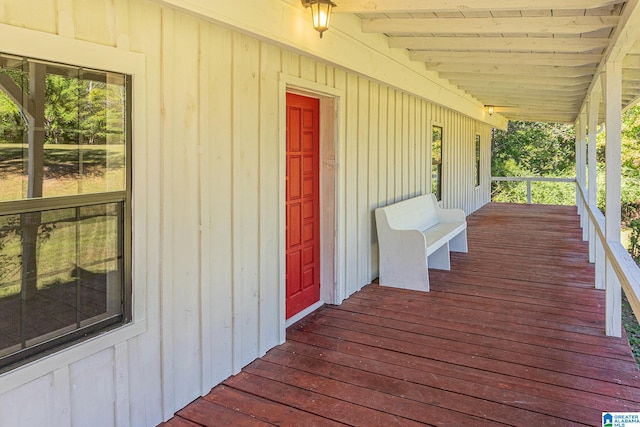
[374,193,468,292]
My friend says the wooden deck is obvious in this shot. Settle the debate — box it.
[162,203,640,426]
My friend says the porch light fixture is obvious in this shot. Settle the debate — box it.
[302,0,336,38]
[487,105,495,116]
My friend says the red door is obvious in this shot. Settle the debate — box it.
[286,93,320,319]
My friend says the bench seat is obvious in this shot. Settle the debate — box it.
[375,194,468,292]
[424,221,467,256]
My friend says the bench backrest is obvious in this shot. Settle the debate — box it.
[379,194,439,231]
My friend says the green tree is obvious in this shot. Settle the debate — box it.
[592,106,640,223]
[45,74,81,144]
[0,91,24,145]
[491,121,577,204]
[622,106,640,169]
[492,121,576,177]
[0,69,28,145]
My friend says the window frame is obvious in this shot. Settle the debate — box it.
[0,25,146,387]
[474,134,481,188]
[0,55,133,372]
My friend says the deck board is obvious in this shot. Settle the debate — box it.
[163,203,640,426]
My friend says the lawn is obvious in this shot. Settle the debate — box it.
[0,143,125,200]
[0,143,124,299]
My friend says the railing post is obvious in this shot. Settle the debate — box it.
[526,180,532,204]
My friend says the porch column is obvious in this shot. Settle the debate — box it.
[587,89,605,289]
[604,60,622,337]
[574,116,581,213]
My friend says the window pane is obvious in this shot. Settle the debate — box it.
[78,71,127,194]
[0,202,123,359]
[475,135,481,187]
[0,55,127,202]
[432,126,442,201]
[0,213,21,354]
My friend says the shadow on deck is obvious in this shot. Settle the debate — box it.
[162,203,640,426]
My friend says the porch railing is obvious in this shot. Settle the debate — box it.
[491,176,640,333]
[491,176,576,204]
[576,183,640,333]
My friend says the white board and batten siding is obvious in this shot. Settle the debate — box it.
[0,0,492,425]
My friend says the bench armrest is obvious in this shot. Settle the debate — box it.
[375,207,430,290]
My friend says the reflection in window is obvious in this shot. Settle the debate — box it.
[0,56,126,201]
[432,126,442,201]
[0,53,130,371]
[0,204,123,357]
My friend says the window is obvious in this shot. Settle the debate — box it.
[0,53,131,371]
[475,134,481,187]
[432,125,442,201]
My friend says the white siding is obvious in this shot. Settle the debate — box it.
[0,0,493,425]
[69,349,116,427]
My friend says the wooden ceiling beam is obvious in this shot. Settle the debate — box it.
[502,109,578,116]
[623,69,640,80]
[472,93,585,102]
[388,36,610,52]
[475,97,587,105]
[426,63,596,77]
[469,88,586,98]
[463,87,589,97]
[493,106,579,113]
[410,51,602,66]
[362,16,619,35]
[458,79,591,89]
[335,0,621,13]
[476,97,580,111]
[458,82,589,96]
[459,84,590,94]
[440,72,593,86]
[623,54,640,68]
[502,113,576,123]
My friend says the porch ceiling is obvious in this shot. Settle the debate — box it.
[334,0,640,124]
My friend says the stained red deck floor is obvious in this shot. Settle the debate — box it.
[162,203,640,426]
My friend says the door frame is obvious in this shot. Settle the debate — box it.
[278,74,344,336]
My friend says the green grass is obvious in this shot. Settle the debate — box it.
[623,292,640,368]
[0,144,123,299]
[621,228,640,369]
[0,143,125,201]
[491,180,576,205]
